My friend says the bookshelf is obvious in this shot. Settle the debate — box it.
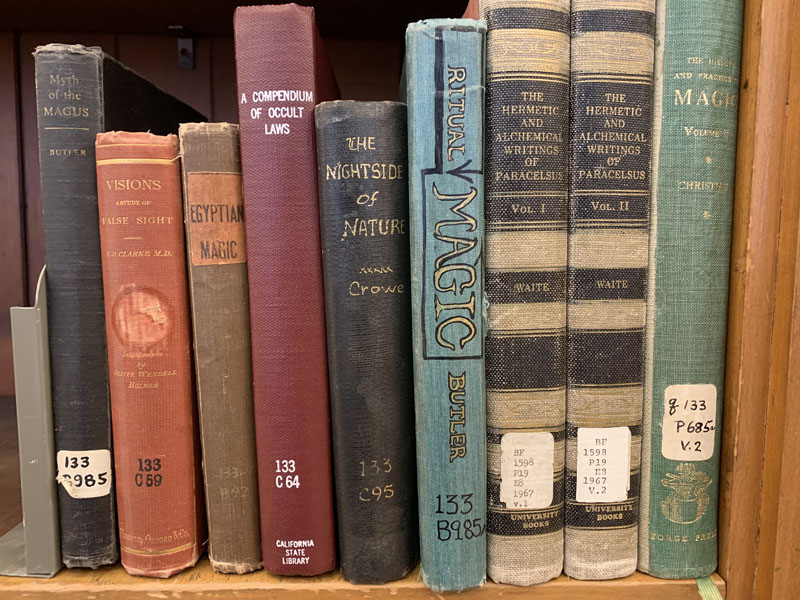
[0,0,798,597]
[0,559,725,599]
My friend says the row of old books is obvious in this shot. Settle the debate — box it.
[28,0,741,592]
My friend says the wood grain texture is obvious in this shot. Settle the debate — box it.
[752,0,800,595]
[718,0,796,595]
[769,205,800,598]
[0,34,26,397]
[0,560,725,599]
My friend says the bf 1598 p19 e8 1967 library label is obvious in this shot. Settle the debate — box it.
[576,427,630,503]
[500,432,554,509]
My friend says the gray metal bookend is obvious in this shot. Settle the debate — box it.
[0,266,61,577]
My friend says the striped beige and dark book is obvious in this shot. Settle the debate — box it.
[179,123,262,574]
[566,0,655,580]
[480,0,569,586]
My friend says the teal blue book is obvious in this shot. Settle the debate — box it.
[405,18,487,592]
[639,0,743,579]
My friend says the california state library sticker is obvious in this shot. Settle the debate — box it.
[187,172,246,266]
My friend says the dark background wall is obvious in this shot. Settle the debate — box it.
[0,1,468,395]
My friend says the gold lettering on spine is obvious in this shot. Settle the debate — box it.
[447,67,467,160]
[673,88,737,109]
[434,263,476,294]
[431,183,479,351]
[448,373,467,461]
[325,111,408,298]
[435,295,477,351]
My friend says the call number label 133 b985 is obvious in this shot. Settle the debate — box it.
[434,493,485,541]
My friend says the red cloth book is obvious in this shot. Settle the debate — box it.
[233,3,339,575]
[96,132,205,578]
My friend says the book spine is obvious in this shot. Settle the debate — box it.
[96,131,205,578]
[233,3,338,575]
[33,45,118,569]
[479,0,569,585]
[566,0,655,580]
[315,100,418,584]
[405,19,487,592]
[639,0,742,579]
[179,122,262,574]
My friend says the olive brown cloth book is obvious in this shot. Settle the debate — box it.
[233,3,339,575]
[566,0,655,580]
[480,0,570,585]
[96,131,205,578]
[179,122,262,574]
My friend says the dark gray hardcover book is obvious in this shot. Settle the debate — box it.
[34,43,204,568]
[315,100,418,584]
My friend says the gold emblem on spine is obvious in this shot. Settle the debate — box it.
[660,463,712,524]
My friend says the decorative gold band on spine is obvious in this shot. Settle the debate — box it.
[121,541,195,556]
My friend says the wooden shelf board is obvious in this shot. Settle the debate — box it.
[0,558,725,599]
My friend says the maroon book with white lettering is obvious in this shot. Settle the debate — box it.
[233,3,339,575]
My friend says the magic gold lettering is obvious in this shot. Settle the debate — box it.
[431,184,478,351]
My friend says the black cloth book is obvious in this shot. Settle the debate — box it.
[315,100,418,584]
[34,43,204,568]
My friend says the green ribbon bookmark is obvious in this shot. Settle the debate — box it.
[696,577,723,600]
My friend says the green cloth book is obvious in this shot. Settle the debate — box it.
[639,0,743,579]
[405,18,487,592]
